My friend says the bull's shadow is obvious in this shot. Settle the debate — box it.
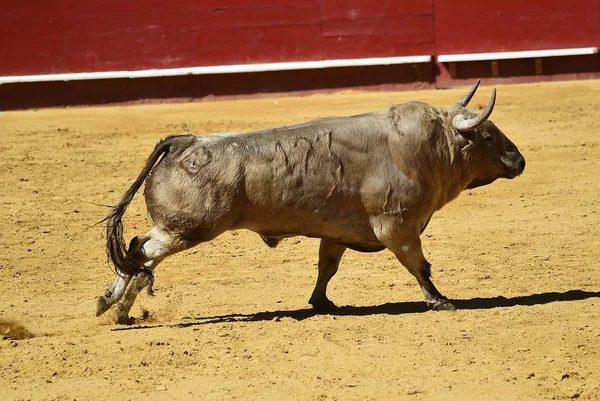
[111,289,600,331]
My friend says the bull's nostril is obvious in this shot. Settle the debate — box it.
[519,158,526,173]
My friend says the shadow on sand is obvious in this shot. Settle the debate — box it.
[111,289,600,331]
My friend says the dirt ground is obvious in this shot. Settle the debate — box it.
[1,80,599,401]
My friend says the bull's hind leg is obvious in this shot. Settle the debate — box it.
[374,219,455,311]
[308,239,347,312]
[96,274,132,317]
[111,227,193,324]
[96,233,157,317]
[112,259,163,324]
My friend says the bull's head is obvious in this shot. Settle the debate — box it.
[450,81,526,189]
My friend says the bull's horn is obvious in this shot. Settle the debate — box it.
[453,88,496,132]
[456,80,481,107]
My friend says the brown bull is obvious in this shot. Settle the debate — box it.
[96,81,525,324]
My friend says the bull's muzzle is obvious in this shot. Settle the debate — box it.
[504,153,526,178]
[517,157,526,175]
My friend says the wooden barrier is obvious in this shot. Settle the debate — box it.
[1,1,598,108]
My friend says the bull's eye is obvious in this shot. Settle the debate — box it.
[483,135,493,142]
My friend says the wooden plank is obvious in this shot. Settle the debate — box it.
[322,0,432,20]
[63,25,195,52]
[323,39,434,59]
[62,12,194,38]
[323,16,434,42]
[0,56,65,76]
[63,52,199,73]
[194,43,323,64]
[189,0,320,11]
[0,1,59,21]
[194,25,322,48]
[491,60,500,77]
[58,0,193,16]
[535,58,544,75]
[63,31,195,56]
[448,62,457,78]
[435,0,595,14]
[190,6,322,29]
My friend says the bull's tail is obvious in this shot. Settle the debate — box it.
[105,135,190,277]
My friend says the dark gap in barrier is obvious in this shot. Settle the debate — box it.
[0,63,435,110]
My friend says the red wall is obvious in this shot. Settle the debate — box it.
[1,0,598,77]
[434,0,599,54]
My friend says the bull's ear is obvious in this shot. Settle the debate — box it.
[457,129,475,141]
[454,129,474,150]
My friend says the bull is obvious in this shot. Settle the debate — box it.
[96,81,525,324]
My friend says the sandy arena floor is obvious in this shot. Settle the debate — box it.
[1,80,599,400]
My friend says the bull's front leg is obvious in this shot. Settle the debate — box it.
[374,218,455,311]
[413,259,455,311]
[398,240,455,310]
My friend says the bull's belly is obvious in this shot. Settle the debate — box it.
[234,207,384,251]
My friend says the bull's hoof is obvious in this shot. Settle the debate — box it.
[309,297,339,313]
[112,309,134,325]
[430,300,457,311]
[260,236,279,248]
[96,296,111,317]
